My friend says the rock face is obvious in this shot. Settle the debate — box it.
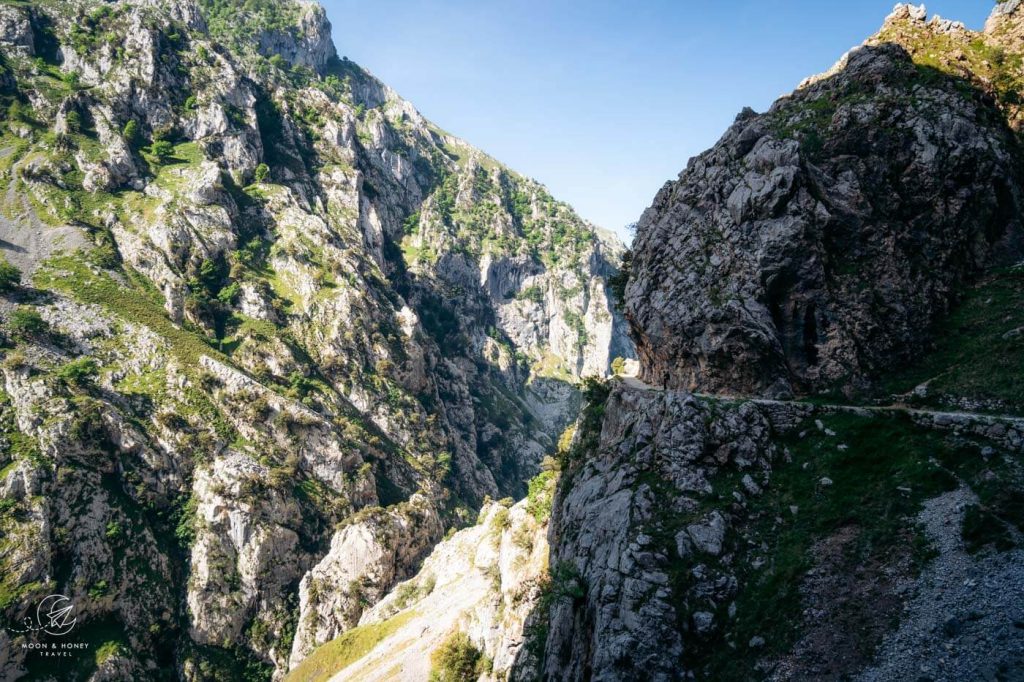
[288,497,550,681]
[626,16,1024,398]
[0,5,34,57]
[288,496,442,667]
[187,452,304,658]
[253,1,337,72]
[0,1,630,680]
[526,386,778,681]
[523,385,1024,681]
[519,4,1024,682]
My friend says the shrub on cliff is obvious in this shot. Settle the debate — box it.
[429,631,491,681]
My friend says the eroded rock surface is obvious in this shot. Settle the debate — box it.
[522,4,1024,682]
[0,0,629,679]
[627,36,1024,398]
[534,385,777,681]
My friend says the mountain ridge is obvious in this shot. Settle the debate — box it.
[0,0,631,678]
[503,3,1024,681]
[3,2,1024,681]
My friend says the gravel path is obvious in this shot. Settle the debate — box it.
[617,377,1024,437]
[855,488,1024,682]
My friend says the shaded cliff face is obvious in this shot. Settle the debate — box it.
[0,0,630,679]
[626,8,1024,399]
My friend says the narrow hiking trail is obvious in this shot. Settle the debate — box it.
[618,375,1024,431]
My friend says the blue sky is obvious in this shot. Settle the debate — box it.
[323,1,992,239]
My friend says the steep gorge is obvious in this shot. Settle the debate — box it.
[0,0,630,679]
[4,1,1024,682]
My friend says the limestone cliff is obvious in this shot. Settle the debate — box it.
[626,4,1024,399]
[0,1,630,679]
[287,495,552,682]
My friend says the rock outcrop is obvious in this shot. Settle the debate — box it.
[523,382,1024,680]
[287,496,550,681]
[526,385,778,681]
[521,4,1024,682]
[626,13,1024,398]
[289,496,442,667]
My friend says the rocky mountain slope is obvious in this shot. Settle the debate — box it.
[287,493,551,682]
[0,1,630,680]
[504,3,1024,682]
[626,5,1024,400]
[5,1,1024,681]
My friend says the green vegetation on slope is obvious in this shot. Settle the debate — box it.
[34,254,229,371]
[197,0,300,47]
[429,631,491,682]
[679,408,1023,679]
[283,609,417,682]
[0,254,20,291]
[874,15,1024,114]
[525,458,559,523]
[872,266,1024,413]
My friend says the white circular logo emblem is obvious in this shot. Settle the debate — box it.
[35,594,77,636]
